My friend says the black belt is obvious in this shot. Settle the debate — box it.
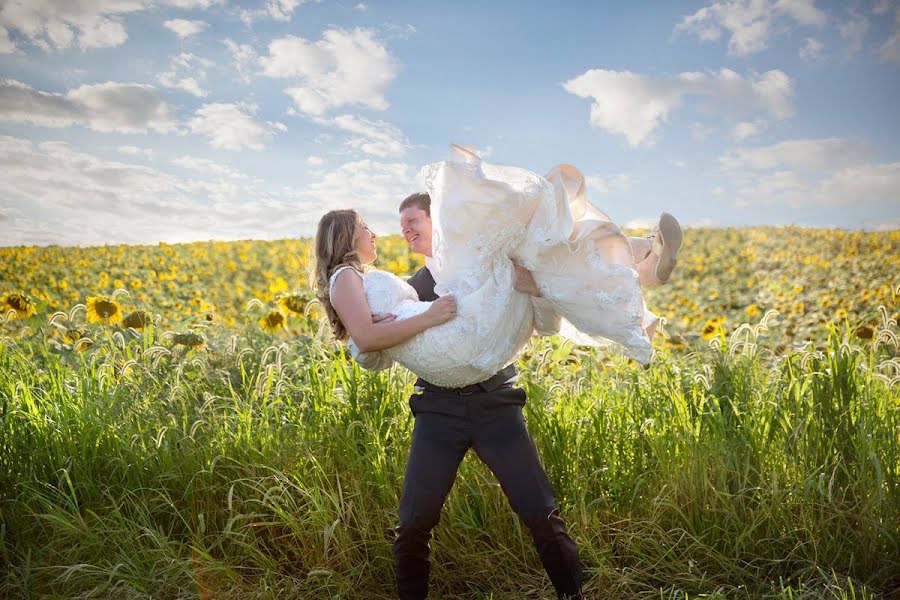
[415,364,519,395]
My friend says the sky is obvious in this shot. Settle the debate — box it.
[1,0,899,247]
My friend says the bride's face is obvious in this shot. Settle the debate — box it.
[353,219,377,264]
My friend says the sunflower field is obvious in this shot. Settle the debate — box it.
[1,227,899,599]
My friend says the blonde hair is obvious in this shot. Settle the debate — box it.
[313,209,365,341]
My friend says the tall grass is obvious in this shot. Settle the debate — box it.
[1,309,898,598]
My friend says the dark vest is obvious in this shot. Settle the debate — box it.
[406,266,518,391]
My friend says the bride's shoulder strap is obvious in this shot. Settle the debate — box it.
[328,265,363,295]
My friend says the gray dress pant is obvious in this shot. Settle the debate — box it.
[392,381,582,599]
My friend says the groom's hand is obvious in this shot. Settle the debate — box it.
[512,262,542,297]
[371,312,397,323]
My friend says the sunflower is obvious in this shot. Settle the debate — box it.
[86,296,123,325]
[259,310,286,333]
[123,310,151,330]
[173,332,204,348]
[701,317,726,341]
[745,304,760,317]
[278,292,312,315]
[2,293,37,319]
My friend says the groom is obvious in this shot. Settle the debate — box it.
[388,192,583,599]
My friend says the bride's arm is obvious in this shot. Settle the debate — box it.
[330,269,456,353]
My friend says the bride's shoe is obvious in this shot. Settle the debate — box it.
[647,212,682,283]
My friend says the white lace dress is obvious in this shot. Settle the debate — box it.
[334,145,655,388]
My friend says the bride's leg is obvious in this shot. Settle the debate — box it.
[628,236,651,262]
[629,236,661,288]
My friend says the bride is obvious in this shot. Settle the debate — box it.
[314,145,676,388]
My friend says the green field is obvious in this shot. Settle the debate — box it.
[1,228,899,598]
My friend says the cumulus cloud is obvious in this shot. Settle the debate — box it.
[0,26,15,53]
[0,0,223,52]
[118,145,154,159]
[718,137,899,207]
[162,0,224,8]
[674,0,828,56]
[163,19,208,39]
[223,38,258,83]
[718,137,871,171]
[261,28,398,116]
[157,52,212,97]
[0,0,148,51]
[189,103,286,150]
[799,37,824,60]
[877,4,900,62]
[240,0,305,24]
[731,119,767,141]
[306,155,324,166]
[838,11,870,60]
[562,68,794,147]
[585,173,631,195]
[172,154,252,179]
[0,134,316,246]
[300,158,416,231]
[0,79,175,133]
[332,114,409,158]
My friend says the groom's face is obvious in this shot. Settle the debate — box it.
[399,206,433,257]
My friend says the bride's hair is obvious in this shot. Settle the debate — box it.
[313,208,365,341]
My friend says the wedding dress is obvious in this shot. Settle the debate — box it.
[331,145,655,388]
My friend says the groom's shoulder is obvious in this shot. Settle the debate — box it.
[406,266,437,301]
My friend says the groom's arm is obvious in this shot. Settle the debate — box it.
[512,262,561,335]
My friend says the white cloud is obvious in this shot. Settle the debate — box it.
[0,26,15,53]
[877,5,900,62]
[301,159,416,232]
[838,11,870,60]
[799,37,824,60]
[0,134,311,246]
[690,122,715,142]
[718,137,899,208]
[0,0,147,51]
[624,216,657,229]
[163,18,208,39]
[585,173,631,195]
[261,28,398,116]
[731,119,767,141]
[172,155,250,179]
[0,0,223,52]
[306,155,324,166]
[674,0,828,56]
[0,79,176,133]
[731,162,900,207]
[332,114,409,158]
[162,0,223,8]
[719,137,871,171]
[354,3,368,11]
[223,38,258,83]
[240,0,305,24]
[118,145,153,159]
[189,103,286,150]
[562,68,794,147]
[158,52,212,97]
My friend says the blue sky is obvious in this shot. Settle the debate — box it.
[1,0,899,246]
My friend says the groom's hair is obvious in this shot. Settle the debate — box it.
[398,192,430,216]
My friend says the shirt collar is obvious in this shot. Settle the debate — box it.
[424,255,440,278]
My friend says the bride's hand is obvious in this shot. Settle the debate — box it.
[424,294,457,326]
[512,261,542,297]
